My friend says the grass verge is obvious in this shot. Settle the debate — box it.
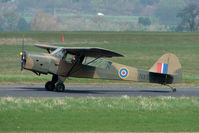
[1,32,199,84]
[0,97,199,132]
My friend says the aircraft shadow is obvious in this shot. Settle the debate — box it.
[65,89,171,94]
[18,87,171,94]
[17,87,45,91]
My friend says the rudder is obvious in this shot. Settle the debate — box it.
[149,53,182,84]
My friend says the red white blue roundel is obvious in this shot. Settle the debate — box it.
[119,67,129,79]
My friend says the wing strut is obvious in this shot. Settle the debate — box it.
[65,55,85,77]
[47,49,51,54]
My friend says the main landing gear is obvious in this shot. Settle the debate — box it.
[45,81,55,91]
[45,75,65,92]
[55,82,65,92]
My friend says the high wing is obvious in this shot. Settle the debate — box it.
[34,44,124,58]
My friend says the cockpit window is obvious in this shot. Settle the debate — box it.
[82,57,112,70]
[65,53,75,63]
[52,48,76,63]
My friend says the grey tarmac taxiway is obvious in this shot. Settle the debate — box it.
[0,83,199,97]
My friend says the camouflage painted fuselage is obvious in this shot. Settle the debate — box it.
[24,52,182,84]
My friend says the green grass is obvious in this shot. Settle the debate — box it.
[0,75,129,84]
[0,31,199,83]
[0,97,199,132]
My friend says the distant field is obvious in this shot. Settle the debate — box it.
[0,32,199,83]
[24,14,140,23]
[0,97,199,132]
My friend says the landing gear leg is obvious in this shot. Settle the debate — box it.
[45,75,58,91]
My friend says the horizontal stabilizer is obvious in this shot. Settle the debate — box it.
[149,72,173,84]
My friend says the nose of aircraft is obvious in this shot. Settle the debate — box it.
[20,51,26,71]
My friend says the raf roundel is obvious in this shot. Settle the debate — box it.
[119,67,129,79]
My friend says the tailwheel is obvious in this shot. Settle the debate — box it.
[55,83,65,92]
[172,88,176,92]
[165,84,177,92]
[45,81,55,91]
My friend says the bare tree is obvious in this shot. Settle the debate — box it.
[177,4,199,31]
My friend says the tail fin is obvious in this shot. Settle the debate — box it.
[149,53,182,84]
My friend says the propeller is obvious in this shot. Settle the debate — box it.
[20,37,26,71]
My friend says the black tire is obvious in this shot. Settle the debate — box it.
[55,83,65,92]
[45,81,55,91]
[172,88,177,92]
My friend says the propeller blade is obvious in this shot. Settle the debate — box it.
[21,53,24,71]
[22,36,24,52]
[20,36,25,71]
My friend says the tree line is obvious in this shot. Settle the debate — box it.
[0,0,194,23]
[0,12,29,31]
[0,0,199,31]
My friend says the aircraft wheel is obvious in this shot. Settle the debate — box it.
[55,83,65,92]
[45,81,55,91]
[172,88,177,92]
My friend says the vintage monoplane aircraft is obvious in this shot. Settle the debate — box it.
[20,43,182,92]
